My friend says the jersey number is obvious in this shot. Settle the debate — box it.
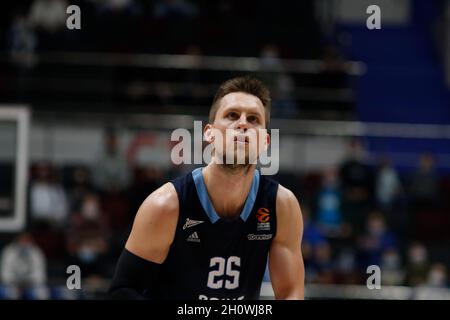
[207,256,240,290]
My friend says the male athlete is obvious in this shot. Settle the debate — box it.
[109,76,305,300]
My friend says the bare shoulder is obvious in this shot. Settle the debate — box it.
[125,182,179,262]
[276,184,301,217]
[139,182,179,221]
[275,184,303,241]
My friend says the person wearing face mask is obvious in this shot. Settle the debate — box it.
[0,233,48,299]
[405,242,430,287]
[339,138,374,237]
[66,194,110,280]
[70,194,109,229]
[425,263,448,288]
[381,249,404,286]
[357,211,397,269]
[315,167,345,238]
[29,161,69,228]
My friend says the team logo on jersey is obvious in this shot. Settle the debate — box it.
[256,208,270,231]
[187,231,201,243]
[256,208,270,223]
[183,218,205,230]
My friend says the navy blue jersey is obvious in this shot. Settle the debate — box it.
[154,167,279,300]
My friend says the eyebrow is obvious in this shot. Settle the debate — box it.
[221,105,264,116]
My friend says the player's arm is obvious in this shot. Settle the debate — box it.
[268,185,305,300]
[108,182,179,299]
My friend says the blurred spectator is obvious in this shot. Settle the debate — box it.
[319,45,348,88]
[30,161,69,228]
[0,233,47,287]
[314,167,345,237]
[425,263,448,288]
[98,0,139,14]
[68,166,95,214]
[334,248,359,284]
[339,138,374,234]
[272,74,298,118]
[339,138,373,201]
[6,13,37,68]
[151,0,198,53]
[316,45,350,113]
[66,194,111,279]
[70,193,109,229]
[315,0,337,40]
[92,129,131,193]
[357,211,397,268]
[259,44,298,117]
[153,0,198,19]
[258,44,282,91]
[260,44,282,70]
[311,242,335,284]
[28,0,68,33]
[380,249,404,286]
[182,44,208,105]
[100,190,132,236]
[375,156,402,212]
[405,242,430,287]
[409,153,439,210]
[303,205,327,249]
[300,205,327,283]
[375,156,410,242]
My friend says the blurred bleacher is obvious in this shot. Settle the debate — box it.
[0,0,450,299]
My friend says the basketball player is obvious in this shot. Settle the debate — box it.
[109,76,305,300]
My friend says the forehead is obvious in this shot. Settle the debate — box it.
[218,92,265,114]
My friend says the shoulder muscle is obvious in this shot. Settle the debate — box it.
[125,182,179,263]
[275,185,303,244]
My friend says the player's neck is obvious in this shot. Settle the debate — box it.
[202,163,256,220]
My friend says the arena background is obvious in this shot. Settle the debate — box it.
[0,0,450,300]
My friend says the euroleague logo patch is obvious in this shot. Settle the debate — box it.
[256,208,270,223]
[256,208,270,231]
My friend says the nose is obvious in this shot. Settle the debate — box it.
[236,113,248,131]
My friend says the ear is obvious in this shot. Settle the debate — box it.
[204,123,214,143]
[263,130,270,152]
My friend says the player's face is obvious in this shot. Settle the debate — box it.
[205,92,269,165]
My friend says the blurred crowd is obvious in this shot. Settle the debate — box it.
[2,0,322,59]
[285,139,450,289]
[1,1,353,121]
[0,130,449,299]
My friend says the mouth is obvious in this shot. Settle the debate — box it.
[234,135,249,144]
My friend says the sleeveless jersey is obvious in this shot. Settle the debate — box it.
[154,167,279,300]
